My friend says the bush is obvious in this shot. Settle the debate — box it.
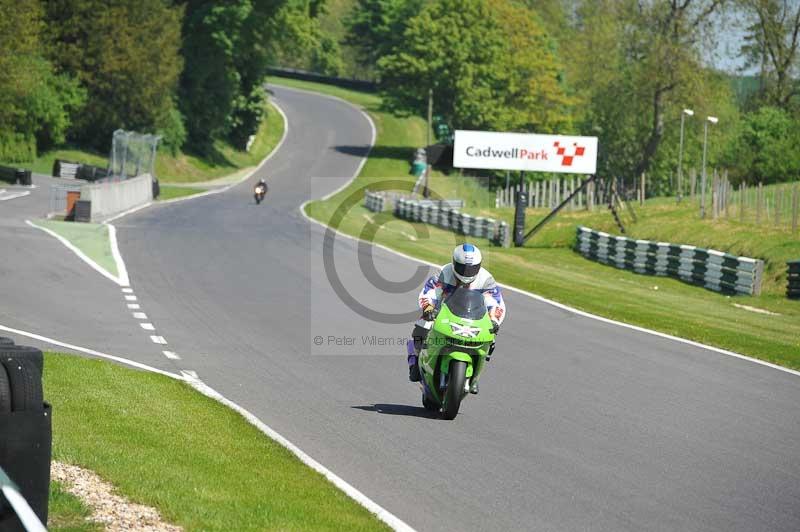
[0,132,36,163]
[157,106,187,156]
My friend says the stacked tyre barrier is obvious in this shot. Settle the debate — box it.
[788,260,800,299]
[0,165,32,186]
[395,198,510,247]
[52,159,110,182]
[575,226,764,296]
[364,191,386,212]
[0,338,51,529]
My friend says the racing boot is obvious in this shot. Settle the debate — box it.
[406,339,420,382]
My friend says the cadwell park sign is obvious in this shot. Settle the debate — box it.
[453,130,598,174]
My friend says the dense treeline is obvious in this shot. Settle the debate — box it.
[338,0,800,188]
[0,0,324,161]
[1,0,798,189]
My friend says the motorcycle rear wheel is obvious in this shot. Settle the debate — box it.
[442,360,467,420]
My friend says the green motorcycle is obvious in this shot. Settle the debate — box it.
[418,286,496,420]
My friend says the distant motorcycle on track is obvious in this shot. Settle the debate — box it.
[254,181,267,204]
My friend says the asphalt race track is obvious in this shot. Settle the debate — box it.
[4,85,800,531]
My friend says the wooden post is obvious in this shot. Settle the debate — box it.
[724,178,730,218]
[711,171,718,220]
[792,184,798,235]
[775,187,782,226]
[756,182,763,224]
[739,182,745,222]
[690,168,696,198]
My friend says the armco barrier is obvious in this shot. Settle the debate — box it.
[788,260,800,299]
[80,173,153,222]
[393,197,509,247]
[575,226,764,295]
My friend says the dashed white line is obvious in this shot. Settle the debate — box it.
[162,351,181,360]
[127,303,140,310]
[132,312,148,319]
[150,335,167,345]
[181,370,199,379]
[122,288,133,293]
[124,295,137,301]
[140,323,155,331]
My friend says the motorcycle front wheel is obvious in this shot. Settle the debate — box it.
[442,360,467,420]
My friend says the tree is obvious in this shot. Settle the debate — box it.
[180,0,290,149]
[344,0,423,74]
[739,0,800,110]
[44,0,184,151]
[377,0,572,133]
[564,0,729,184]
[0,0,84,161]
[723,106,800,183]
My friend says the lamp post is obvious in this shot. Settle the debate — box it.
[677,108,693,203]
[700,115,718,218]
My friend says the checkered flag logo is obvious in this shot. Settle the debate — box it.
[554,141,586,167]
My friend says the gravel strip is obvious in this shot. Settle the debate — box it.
[51,461,182,531]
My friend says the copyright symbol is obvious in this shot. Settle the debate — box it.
[321,180,457,325]
[313,336,324,346]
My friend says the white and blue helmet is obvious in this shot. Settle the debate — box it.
[452,243,482,283]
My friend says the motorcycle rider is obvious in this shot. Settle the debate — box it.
[407,243,505,394]
[255,178,268,195]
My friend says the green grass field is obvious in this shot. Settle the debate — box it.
[157,184,206,201]
[44,352,388,531]
[273,76,800,371]
[1,101,285,185]
[34,220,118,279]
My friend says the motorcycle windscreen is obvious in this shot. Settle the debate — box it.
[443,288,487,320]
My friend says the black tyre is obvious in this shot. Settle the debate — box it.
[0,345,43,376]
[0,337,13,346]
[422,394,438,411]
[442,360,467,420]
[1,357,43,412]
[0,364,11,413]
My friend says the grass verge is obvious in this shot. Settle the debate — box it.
[157,185,206,201]
[1,100,285,185]
[48,480,101,531]
[35,220,117,279]
[281,77,800,371]
[44,352,388,531]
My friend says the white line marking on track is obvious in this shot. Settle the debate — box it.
[106,224,129,286]
[132,312,148,319]
[180,370,199,379]
[294,86,799,381]
[0,190,31,201]
[0,323,180,378]
[122,288,133,293]
[150,335,167,345]
[124,295,137,301]
[103,202,154,224]
[162,351,180,360]
[26,220,126,286]
[127,303,140,310]
[140,323,155,331]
